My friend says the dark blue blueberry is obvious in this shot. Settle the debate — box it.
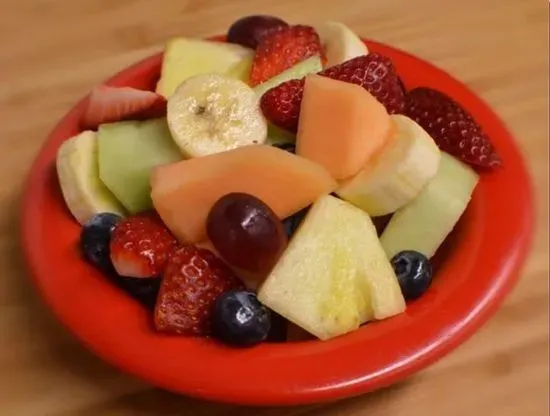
[391,250,433,300]
[80,213,122,273]
[112,276,161,310]
[273,142,296,153]
[282,207,309,238]
[81,213,160,310]
[212,290,271,347]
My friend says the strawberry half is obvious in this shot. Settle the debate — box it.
[250,25,324,86]
[260,53,405,132]
[81,85,167,130]
[154,245,244,335]
[403,87,501,168]
[110,211,179,278]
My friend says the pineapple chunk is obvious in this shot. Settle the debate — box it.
[258,195,405,340]
[156,38,254,98]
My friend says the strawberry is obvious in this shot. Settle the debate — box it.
[110,211,179,278]
[259,79,304,134]
[81,85,167,130]
[260,53,405,132]
[154,245,244,335]
[250,25,324,86]
[321,53,404,113]
[403,87,501,168]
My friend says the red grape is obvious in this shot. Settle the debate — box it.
[206,193,287,274]
[227,15,289,49]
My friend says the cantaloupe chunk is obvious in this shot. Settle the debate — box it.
[296,75,392,180]
[151,145,338,243]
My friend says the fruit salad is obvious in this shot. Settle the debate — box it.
[56,16,501,347]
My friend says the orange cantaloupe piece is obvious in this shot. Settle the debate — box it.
[151,144,338,243]
[296,74,392,181]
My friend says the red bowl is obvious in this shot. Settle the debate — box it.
[20,38,533,406]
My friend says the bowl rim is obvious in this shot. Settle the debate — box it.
[20,37,534,406]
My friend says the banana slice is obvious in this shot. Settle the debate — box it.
[316,22,369,68]
[336,115,441,217]
[56,131,126,225]
[167,73,268,158]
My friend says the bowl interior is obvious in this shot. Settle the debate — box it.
[20,38,533,406]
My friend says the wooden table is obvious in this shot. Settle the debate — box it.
[1,0,548,414]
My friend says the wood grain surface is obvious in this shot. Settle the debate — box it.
[0,0,548,415]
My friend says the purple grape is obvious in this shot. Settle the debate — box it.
[227,15,289,49]
[207,193,287,274]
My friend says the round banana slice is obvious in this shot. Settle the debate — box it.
[167,73,268,158]
[316,21,369,68]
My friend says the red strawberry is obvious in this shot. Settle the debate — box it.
[260,53,405,132]
[110,211,179,278]
[321,53,405,113]
[82,85,167,130]
[260,78,305,134]
[250,25,324,86]
[154,245,244,335]
[403,87,501,168]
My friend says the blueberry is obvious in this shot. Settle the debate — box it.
[273,142,295,153]
[113,276,161,310]
[282,207,309,237]
[80,213,122,273]
[212,290,271,347]
[80,213,160,310]
[391,250,433,300]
